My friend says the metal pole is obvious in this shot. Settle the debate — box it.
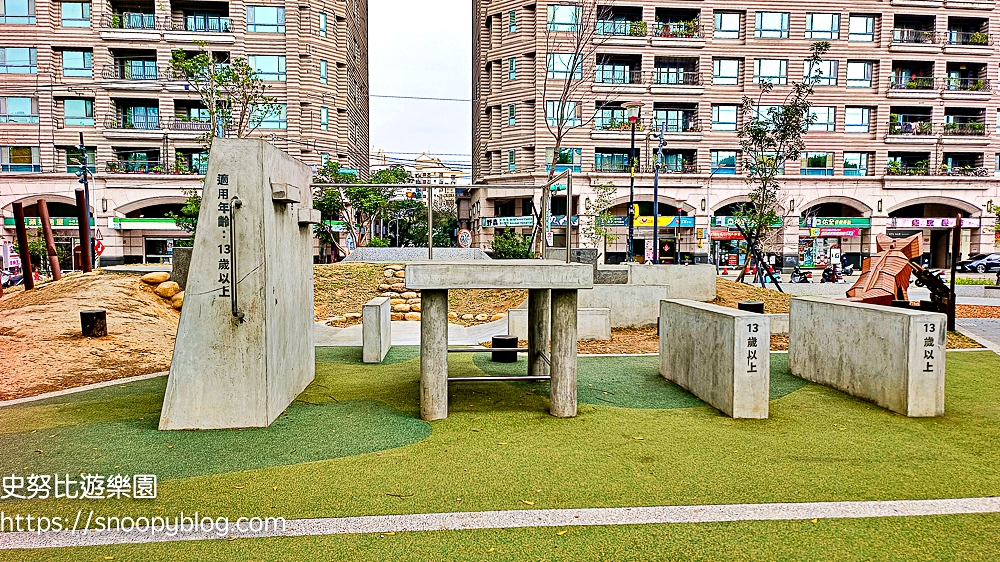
[36,199,62,281]
[11,202,34,290]
[627,120,637,263]
[565,171,572,263]
[947,214,961,331]
[427,186,433,259]
[78,132,95,267]
[74,188,92,272]
[652,120,666,264]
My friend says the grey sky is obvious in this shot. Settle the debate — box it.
[368,0,472,170]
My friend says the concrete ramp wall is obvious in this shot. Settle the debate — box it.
[659,299,770,419]
[788,297,946,417]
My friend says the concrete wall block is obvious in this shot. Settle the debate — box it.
[363,296,392,363]
[659,299,770,419]
[787,297,946,417]
[628,264,717,299]
[507,307,611,341]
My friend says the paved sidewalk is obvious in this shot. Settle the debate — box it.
[957,318,1000,351]
[315,319,509,346]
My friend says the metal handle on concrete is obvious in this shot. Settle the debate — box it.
[230,196,244,323]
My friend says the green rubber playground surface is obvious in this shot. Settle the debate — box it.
[1,349,999,561]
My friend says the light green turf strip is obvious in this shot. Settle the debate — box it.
[0,352,998,529]
[3,513,1000,562]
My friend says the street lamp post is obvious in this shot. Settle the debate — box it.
[624,101,643,263]
[651,118,667,264]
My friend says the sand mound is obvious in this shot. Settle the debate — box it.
[0,272,179,400]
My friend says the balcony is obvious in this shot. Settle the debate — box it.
[104,159,162,174]
[942,120,991,145]
[942,77,992,99]
[593,60,645,94]
[886,117,937,143]
[650,66,703,94]
[885,163,931,176]
[165,14,236,44]
[887,75,939,99]
[890,28,940,53]
[102,113,164,139]
[944,0,995,9]
[651,114,702,140]
[594,19,648,46]
[650,19,705,48]
[100,12,162,40]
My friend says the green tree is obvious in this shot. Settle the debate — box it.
[736,41,830,282]
[580,181,620,251]
[168,188,202,235]
[313,162,412,251]
[491,229,532,259]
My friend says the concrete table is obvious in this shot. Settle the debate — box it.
[406,260,594,421]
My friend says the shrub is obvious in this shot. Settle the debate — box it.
[367,237,390,247]
[491,229,532,259]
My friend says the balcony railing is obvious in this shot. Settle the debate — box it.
[594,161,700,174]
[652,21,701,38]
[943,77,991,92]
[943,122,989,135]
[946,31,992,46]
[593,118,645,131]
[595,19,647,37]
[889,75,936,89]
[936,164,990,176]
[888,119,934,135]
[105,159,162,173]
[885,163,930,176]
[652,117,701,133]
[165,118,213,131]
[103,114,161,130]
[594,67,643,84]
[185,16,231,33]
[102,12,158,30]
[652,69,700,85]
[102,64,159,80]
[891,28,937,43]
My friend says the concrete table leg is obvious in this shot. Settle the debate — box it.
[528,289,550,377]
[549,289,578,418]
[420,289,449,421]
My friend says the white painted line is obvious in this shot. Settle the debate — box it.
[0,371,168,409]
[2,497,998,550]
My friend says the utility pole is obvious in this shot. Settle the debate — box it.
[651,119,666,264]
[76,132,95,266]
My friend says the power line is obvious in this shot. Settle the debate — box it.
[370,94,471,102]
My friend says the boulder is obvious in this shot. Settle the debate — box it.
[390,283,406,292]
[344,312,362,320]
[391,313,405,321]
[393,270,406,278]
[386,264,405,271]
[378,284,392,291]
[405,312,421,321]
[154,281,180,298]
[410,303,422,312]
[331,316,348,323]
[383,270,395,278]
[448,312,458,319]
[381,292,400,298]
[406,298,421,304]
[392,303,411,313]
[400,291,418,299]
[390,299,406,305]
[141,271,170,285]
[461,314,474,321]
[475,314,489,322]
[490,313,506,322]
[170,291,184,310]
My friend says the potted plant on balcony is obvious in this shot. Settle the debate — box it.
[150,165,163,174]
[914,159,929,175]
[969,31,989,45]
[939,163,952,175]
[969,79,985,91]
[968,122,986,134]
[106,160,123,174]
[917,121,933,135]
[944,122,959,134]
[630,21,647,37]
[887,160,903,176]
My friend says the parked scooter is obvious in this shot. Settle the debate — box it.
[842,263,855,276]
[790,265,812,283]
[820,264,842,283]
[1,268,23,288]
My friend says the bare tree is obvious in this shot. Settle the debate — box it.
[532,0,618,256]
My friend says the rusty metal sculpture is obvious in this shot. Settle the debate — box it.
[845,233,923,306]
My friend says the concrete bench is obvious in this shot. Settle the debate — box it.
[506,307,611,341]
[659,299,770,419]
[788,297,946,417]
[362,296,392,363]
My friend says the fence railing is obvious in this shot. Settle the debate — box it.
[594,67,643,84]
[101,12,157,30]
[887,119,934,135]
[105,159,162,173]
[885,164,930,176]
[936,165,990,177]
[651,69,700,85]
[103,114,161,130]
[102,64,160,80]
[946,30,992,45]
[165,118,213,131]
[888,75,936,89]
[891,28,937,43]
[185,15,231,33]
[595,19,646,36]
[652,117,701,133]
[652,21,702,38]
[943,77,991,92]
[942,122,989,136]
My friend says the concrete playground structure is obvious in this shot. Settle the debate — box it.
[160,139,321,430]
[578,264,716,327]
[506,306,611,341]
[788,297,946,417]
[363,297,392,363]
[406,260,593,421]
[659,300,771,419]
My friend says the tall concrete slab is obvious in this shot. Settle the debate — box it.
[159,139,318,430]
[363,296,392,363]
[788,297,946,417]
[659,299,770,419]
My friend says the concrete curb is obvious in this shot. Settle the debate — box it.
[0,371,168,409]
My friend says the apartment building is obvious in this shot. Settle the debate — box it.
[472,0,999,268]
[0,0,367,266]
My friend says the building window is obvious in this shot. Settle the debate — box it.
[714,12,740,39]
[844,107,871,133]
[800,152,834,175]
[0,96,36,123]
[845,61,873,88]
[248,55,286,81]
[595,151,630,173]
[321,153,330,166]
[507,103,515,126]
[508,10,516,33]
[712,104,738,131]
[754,12,789,38]
[61,1,89,27]
[546,147,582,172]
[805,13,840,39]
[848,15,875,42]
[508,57,516,80]
[320,107,329,131]
[246,6,285,33]
[62,50,92,77]
[804,59,838,86]
[747,152,783,175]
[319,59,328,84]
[808,106,836,132]
[255,103,287,129]
[547,53,581,80]
[65,147,95,173]
[844,152,870,176]
[507,149,515,172]
[546,4,579,32]
[0,47,35,73]
[1,145,39,172]
[753,59,787,85]
[0,0,34,24]
[711,150,737,174]
[713,58,740,85]
[545,100,581,127]
[318,12,326,37]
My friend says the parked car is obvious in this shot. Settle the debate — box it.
[957,253,1000,273]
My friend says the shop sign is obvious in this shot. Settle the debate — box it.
[549,215,580,227]
[799,217,871,228]
[887,229,921,239]
[712,216,783,228]
[481,216,534,228]
[887,217,981,229]
[110,218,183,231]
[807,227,861,238]
[3,216,93,228]
[710,229,744,240]
[634,216,695,228]
[597,216,628,227]
[323,220,350,232]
